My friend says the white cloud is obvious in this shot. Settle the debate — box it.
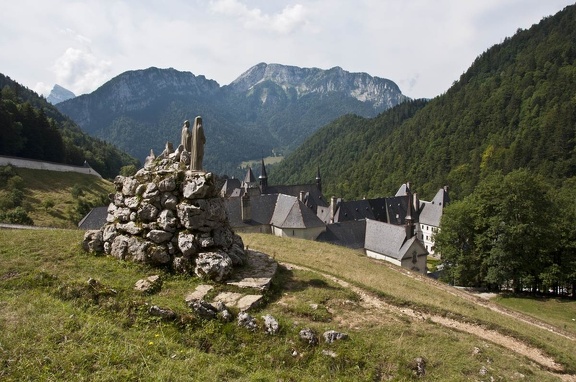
[209,0,309,33]
[52,47,112,95]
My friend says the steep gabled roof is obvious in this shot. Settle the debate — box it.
[431,187,450,207]
[78,206,108,230]
[317,220,366,249]
[224,194,278,227]
[334,199,375,222]
[419,201,443,227]
[244,167,256,183]
[365,219,408,260]
[220,178,242,197]
[270,194,325,229]
[385,195,409,225]
[264,183,328,212]
[365,219,427,261]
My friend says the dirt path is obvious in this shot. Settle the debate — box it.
[281,262,576,382]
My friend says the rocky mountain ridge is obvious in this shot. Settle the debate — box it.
[46,84,75,105]
[56,64,408,176]
[226,62,404,108]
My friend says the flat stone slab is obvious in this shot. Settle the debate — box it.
[226,250,278,290]
[213,292,263,312]
[184,284,214,303]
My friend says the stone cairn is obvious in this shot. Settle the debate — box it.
[82,142,246,282]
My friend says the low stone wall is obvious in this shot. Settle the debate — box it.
[0,155,102,178]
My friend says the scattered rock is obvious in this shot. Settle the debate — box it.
[148,305,177,320]
[411,357,426,377]
[321,349,338,358]
[134,275,162,294]
[213,292,263,312]
[323,330,349,343]
[299,328,319,346]
[187,298,217,320]
[212,301,234,322]
[262,314,279,335]
[237,312,258,331]
[185,285,214,303]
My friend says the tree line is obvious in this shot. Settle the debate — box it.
[0,74,138,179]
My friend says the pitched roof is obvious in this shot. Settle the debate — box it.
[220,178,242,197]
[418,201,444,227]
[270,194,325,229]
[365,219,427,261]
[334,199,375,222]
[432,187,450,207]
[264,184,328,212]
[317,220,366,249]
[244,167,256,183]
[78,206,108,230]
[224,194,278,227]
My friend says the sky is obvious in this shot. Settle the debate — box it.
[1,0,574,100]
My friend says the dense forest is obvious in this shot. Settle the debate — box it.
[0,74,138,179]
[268,4,576,294]
[269,4,576,203]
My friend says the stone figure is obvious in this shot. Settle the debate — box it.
[190,116,206,172]
[180,120,191,152]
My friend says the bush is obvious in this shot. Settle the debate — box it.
[0,207,34,225]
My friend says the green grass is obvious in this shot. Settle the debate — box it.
[494,294,576,336]
[0,229,573,381]
[1,167,113,228]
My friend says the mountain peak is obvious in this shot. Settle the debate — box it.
[46,84,75,105]
[227,62,406,108]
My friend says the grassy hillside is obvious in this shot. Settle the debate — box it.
[0,166,113,228]
[1,229,574,381]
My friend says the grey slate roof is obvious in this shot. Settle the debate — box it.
[220,178,242,197]
[264,184,328,213]
[317,220,366,249]
[365,219,411,260]
[334,199,375,222]
[270,194,325,229]
[418,202,443,227]
[78,206,108,230]
[224,194,278,227]
[244,167,256,183]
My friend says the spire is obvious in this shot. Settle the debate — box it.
[316,166,322,193]
[259,158,268,189]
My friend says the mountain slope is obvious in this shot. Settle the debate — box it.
[0,74,138,179]
[270,4,576,201]
[56,64,407,176]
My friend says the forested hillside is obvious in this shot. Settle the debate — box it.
[270,4,576,202]
[0,74,138,179]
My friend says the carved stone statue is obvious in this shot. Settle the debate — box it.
[180,120,191,152]
[190,116,206,172]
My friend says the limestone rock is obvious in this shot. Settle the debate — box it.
[299,328,319,346]
[195,251,233,282]
[237,312,258,331]
[262,314,279,335]
[148,305,176,320]
[82,155,252,283]
[188,298,217,319]
[323,330,349,343]
[134,275,162,294]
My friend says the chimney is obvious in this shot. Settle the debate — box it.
[330,196,338,224]
[241,193,251,223]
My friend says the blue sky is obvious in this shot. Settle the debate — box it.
[1,0,573,99]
